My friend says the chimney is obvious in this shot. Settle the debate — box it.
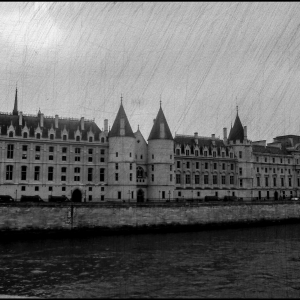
[55,115,59,129]
[40,113,44,127]
[80,117,84,130]
[18,111,22,126]
[104,119,108,133]
[212,134,215,139]
[194,132,198,145]
[223,127,227,141]
[244,126,247,140]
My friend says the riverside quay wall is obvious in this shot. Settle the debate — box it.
[0,201,300,237]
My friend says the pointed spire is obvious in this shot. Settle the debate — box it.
[228,108,244,142]
[12,86,18,115]
[148,104,173,141]
[108,102,135,138]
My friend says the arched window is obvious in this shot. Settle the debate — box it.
[101,137,105,143]
[50,134,54,140]
[63,135,67,141]
[137,166,144,178]
[9,131,13,137]
[36,133,41,139]
[76,136,80,141]
[23,132,28,138]
[89,136,93,142]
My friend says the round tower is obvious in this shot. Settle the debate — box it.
[107,101,136,202]
[147,104,174,201]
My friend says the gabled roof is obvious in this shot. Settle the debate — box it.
[228,113,244,142]
[0,113,101,140]
[148,106,173,140]
[108,103,135,138]
[174,135,226,148]
[252,145,289,155]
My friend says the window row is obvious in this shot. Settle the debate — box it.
[175,148,235,158]
[8,131,108,143]
[176,161,235,171]
[256,167,293,174]
[256,176,296,187]
[255,156,293,164]
[175,173,235,185]
[5,166,106,182]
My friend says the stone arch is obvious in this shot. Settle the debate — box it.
[72,189,82,202]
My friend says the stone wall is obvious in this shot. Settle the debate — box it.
[0,202,300,234]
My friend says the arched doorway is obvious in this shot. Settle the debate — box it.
[72,189,82,202]
[137,189,144,202]
[274,191,278,200]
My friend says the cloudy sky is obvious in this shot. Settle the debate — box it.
[0,2,299,142]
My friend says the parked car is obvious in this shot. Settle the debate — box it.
[48,195,71,203]
[0,195,14,203]
[20,195,44,202]
[204,196,221,202]
[223,195,238,202]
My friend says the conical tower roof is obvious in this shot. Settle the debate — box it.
[108,102,135,138]
[228,112,244,142]
[148,105,173,141]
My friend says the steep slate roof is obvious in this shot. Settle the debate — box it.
[0,113,102,141]
[108,103,135,138]
[148,106,173,141]
[252,145,289,155]
[228,113,244,142]
[174,135,226,148]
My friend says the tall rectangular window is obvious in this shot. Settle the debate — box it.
[231,164,234,171]
[129,173,132,181]
[196,162,199,169]
[281,177,284,187]
[170,174,173,182]
[186,174,191,184]
[186,162,190,169]
[115,163,118,170]
[118,191,121,199]
[177,161,181,168]
[257,177,260,187]
[130,163,132,170]
[48,167,54,181]
[265,177,269,187]
[205,163,208,169]
[195,174,200,184]
[49,146,54,152]
[213,163,217,170]
[239,168,242,176]
[240,179,243,187]
[74,167,80,181]
[75,148,81,154]
[152,174,154,182]
[204,175,209,184]
[21,166,27,181]
[6,165,13,180]
[222,175,226,184]
[7,144,14,159]
[176,174,181,184]
[213,175,217,185]
[88,168,93,182]
[289,177,292,187]
[239,151,242,159]
[273,177,277,187]
[115,173,118,181]
[34,166,40,181]
[230,175,234,185]
[100,168,105,182]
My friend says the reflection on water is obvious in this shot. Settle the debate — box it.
[1,224,300,298]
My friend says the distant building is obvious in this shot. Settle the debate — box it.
[0,89,299,201]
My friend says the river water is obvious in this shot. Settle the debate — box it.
[1,224,300,298]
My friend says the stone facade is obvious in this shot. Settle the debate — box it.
[1,90,300,202]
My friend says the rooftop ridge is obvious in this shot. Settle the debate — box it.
[175,134,221,140]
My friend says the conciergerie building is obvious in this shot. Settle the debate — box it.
[1,88,300,202]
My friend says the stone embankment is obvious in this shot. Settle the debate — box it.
[0,201,299,238]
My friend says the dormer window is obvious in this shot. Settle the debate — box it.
[23,132,28,138]
[89,137,93,142]
[50,134,54,140]
[76,136,80,141]
[101,137,105,143]
[36,133,41,139]
[63,135,67,141]
[186,150,190,156]
[9,131,13,137]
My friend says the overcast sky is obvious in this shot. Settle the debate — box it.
[0,2,299,142]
